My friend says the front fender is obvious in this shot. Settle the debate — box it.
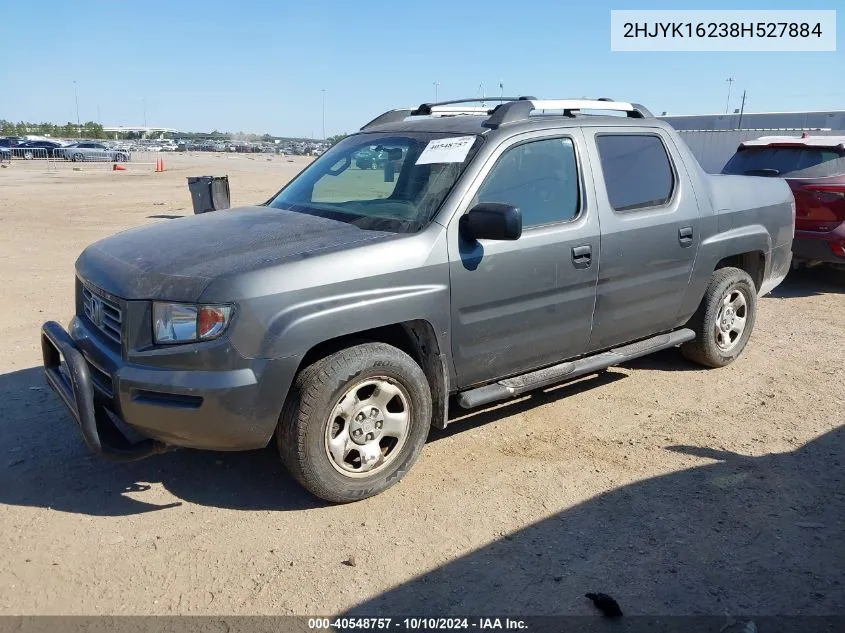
[253,283,451,360]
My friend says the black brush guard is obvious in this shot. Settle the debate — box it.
[40,320,168,461]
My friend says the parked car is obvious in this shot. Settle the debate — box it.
[55,142,130,162]
[0,138,18,161]
[41,97,794,503]
[722,135,845,269]
[13,140,63,159]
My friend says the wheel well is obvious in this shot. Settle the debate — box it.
[297,321,449,430]
[715,251,765,290]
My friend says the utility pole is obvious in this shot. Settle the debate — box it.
[321,89,326,140]
[142,98,147,128]
[73,80,80,130]
[737,89,747,129]
[725,77,734,114]
[499,80,504,99]
[433,81,440,102]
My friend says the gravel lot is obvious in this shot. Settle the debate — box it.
[0,154,842,617]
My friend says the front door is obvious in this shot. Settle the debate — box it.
[448,131,600,388]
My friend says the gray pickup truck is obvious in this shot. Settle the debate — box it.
[41,97,795,502]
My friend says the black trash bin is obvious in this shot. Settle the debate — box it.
[187,176,231,214]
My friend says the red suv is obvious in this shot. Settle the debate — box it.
[722,135,845,268]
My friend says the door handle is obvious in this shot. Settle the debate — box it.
[572,244,592,269]
[679,226,694,247]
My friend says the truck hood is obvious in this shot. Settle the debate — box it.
[75,206,398,301]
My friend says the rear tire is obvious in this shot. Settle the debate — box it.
[277,342,432,503]
[681,267,757,368]
[72,153,84,162]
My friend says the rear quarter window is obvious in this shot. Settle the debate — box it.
[722,147,845,178]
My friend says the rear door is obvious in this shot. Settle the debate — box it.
[584,128,701,351]
[448,129,600,387]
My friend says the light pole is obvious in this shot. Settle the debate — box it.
[725,77,734,114]
[142,98,147,128]
[499,80,504,99]
[433,81,440,102]
[73,80,80,130]
[321,89,326,140]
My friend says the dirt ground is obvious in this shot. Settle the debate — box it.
[0,153,842,617]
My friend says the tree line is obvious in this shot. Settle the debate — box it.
[1,120,106,139]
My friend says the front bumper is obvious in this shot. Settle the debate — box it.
[41,318,296,458]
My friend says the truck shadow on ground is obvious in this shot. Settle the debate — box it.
[0,367,629,516]
[346,425,845,617]
[0,346,720,516]
[0,366,319,515]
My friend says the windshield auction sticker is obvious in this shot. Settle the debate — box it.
[416,136,476,165]
[610,10,836,51]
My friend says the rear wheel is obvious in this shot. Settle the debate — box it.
[72,153,85,162]
[277,342,432,503]
[681,267,757,368]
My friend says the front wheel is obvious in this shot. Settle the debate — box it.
[277,342,432,503]
[681,267,757,368]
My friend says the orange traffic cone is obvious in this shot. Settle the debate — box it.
[113,163,126,171]
[155,158,166,173]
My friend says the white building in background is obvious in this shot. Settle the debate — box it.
[102,126,177,139]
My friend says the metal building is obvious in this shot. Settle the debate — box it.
[657,110,845,173]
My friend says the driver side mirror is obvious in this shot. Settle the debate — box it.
[460,203,522,241]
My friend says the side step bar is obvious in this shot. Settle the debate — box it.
[456,328,695,409]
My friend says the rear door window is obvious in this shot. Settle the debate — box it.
[722,147,845,178]
[595,134,675,212]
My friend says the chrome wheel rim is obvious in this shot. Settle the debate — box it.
[714,287,748,352]
[324,376,411,478]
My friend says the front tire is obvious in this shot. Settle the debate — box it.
[278,342,432,503]
[681,267,757,368]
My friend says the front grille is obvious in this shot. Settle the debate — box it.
[82,284,122,345]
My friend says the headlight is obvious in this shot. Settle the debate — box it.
[153,302,234,344]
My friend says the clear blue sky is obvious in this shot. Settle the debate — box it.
[1,0,841,137]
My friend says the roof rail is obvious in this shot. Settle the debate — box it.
[410,96,537,117]
[484,99,653,128]
[359,97,652,131]
[360,108,415,131]
[360,97,537,130]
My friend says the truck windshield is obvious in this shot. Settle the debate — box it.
[268,132,483,233]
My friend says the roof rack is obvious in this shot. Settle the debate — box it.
[361,97,653,131]
[484,99,653,128]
